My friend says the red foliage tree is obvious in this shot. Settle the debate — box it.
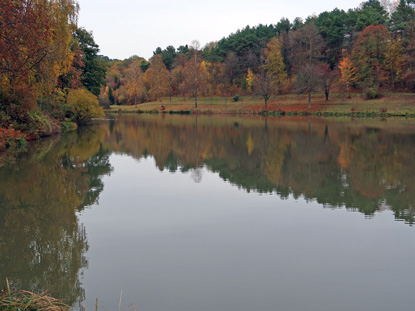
[0,0,54,90]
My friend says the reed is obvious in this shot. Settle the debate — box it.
[0,279,69,311]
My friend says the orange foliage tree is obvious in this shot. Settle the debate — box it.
[339,57,356,97]
[125,61,145,107]
[0,0,78,97]
[145,55,170,107]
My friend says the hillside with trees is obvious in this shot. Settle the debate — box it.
[102,0,415,107]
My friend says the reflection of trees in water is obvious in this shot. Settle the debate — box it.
[106,115,415,225]
[0,126,113,307]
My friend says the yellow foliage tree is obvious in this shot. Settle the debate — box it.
[263,37,288,91]
[246,68,255,91]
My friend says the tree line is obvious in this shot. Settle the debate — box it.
[0,0,107,149]
[103,0,415,108]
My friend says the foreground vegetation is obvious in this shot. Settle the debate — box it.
[1,280,69,311]
[106,93,415,117]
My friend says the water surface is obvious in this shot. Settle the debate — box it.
[1,115,415,311]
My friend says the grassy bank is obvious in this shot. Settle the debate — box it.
[105,93,415,117]
[0,119,77,153]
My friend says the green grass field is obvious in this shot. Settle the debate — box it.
[106,93,415,117]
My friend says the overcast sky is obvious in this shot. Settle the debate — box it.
[77,0,364,60]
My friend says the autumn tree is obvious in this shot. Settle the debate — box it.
[0,0,79,102]
[384,40,405,89]
[37,0,80,95]
[145,54,170,107]
[170,54,187,97]
[169,65,185,95]
[181,57,209,100]
[205,61,225,96]
[178,41,209,104]
[245,68,255,92]
[263,38,288,92]
[222,51,240,94]
[58,38,84,91]
[339,57,356,97]
[351,24,391,88]
[125,61,145,107]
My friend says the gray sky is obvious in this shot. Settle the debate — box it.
[77,0,364,60]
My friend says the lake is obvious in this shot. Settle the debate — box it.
[1,114,415,311]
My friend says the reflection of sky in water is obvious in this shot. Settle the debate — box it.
[78,154,415,311]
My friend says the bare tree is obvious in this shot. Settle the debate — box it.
[191,40,200,108]
[296,62,323,109]
[291,22,325,109]
[318,64,338,101]
[254,70,276,109]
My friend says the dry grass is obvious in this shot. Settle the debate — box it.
[0,280,69,311]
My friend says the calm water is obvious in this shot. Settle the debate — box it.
[1,115,415,311]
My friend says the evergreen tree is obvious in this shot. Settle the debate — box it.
[75,28,107,96]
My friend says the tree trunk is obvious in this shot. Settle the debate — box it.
[325,89,329,101]
[194,48,198,109]
[308,89,311,110]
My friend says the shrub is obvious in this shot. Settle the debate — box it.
[233,94,240,102]
[365,87,382,99]
[67,89,105,125]
[0,127,26,151]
